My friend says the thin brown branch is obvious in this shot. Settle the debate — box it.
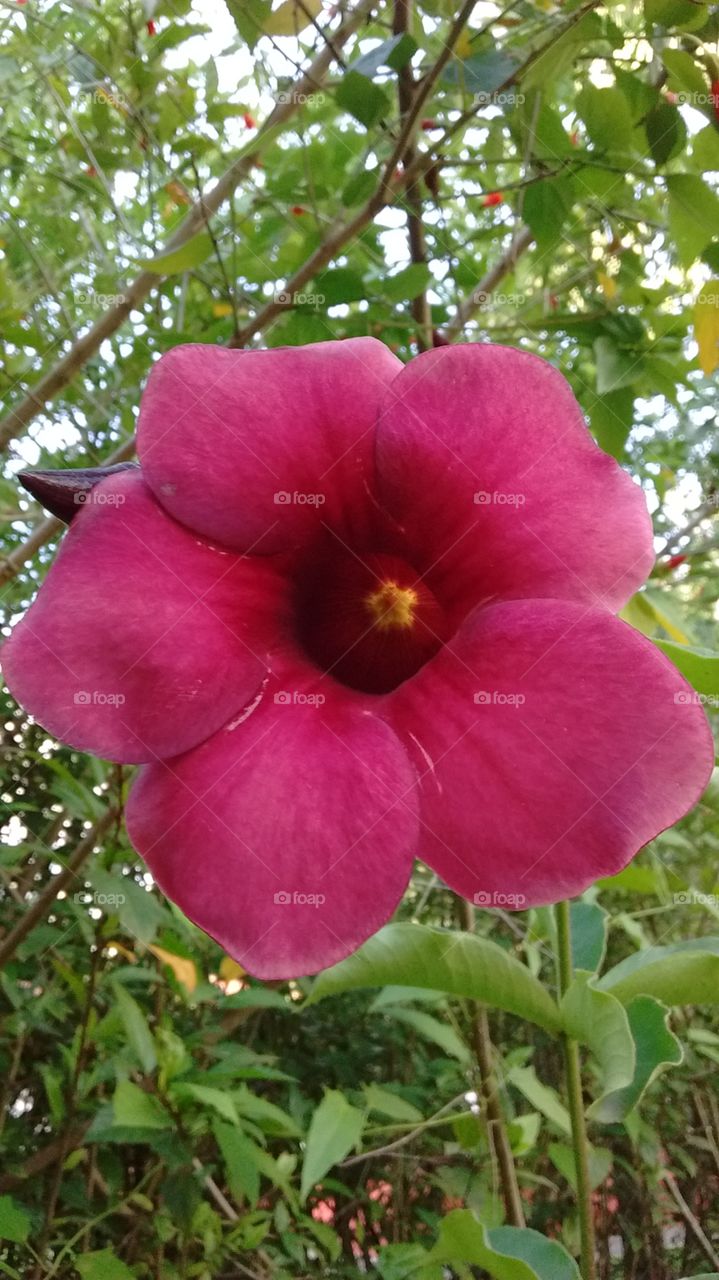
[393,0,432,350]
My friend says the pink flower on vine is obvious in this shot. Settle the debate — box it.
[3,340,712,976]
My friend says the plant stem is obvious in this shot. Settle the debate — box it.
[555,900,596,1280]
[460,899,525,1227]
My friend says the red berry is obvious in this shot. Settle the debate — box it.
[711,80,719,124]
[243,112,257,129]
[291,205,306,215]
[420,118,437,131]
[146,19,156,35]
[482,191,503,207]
[569,130,579,146]
[665,553,688,570]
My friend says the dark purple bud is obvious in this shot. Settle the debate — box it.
[19,462,139,523]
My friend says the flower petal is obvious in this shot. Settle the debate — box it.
[137,339,403,554]
[126,680,419,978]
[376,344,653,613]
[2,470,286,763]
[386,600,713,906]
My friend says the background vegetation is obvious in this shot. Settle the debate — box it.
[1,0,718,1276]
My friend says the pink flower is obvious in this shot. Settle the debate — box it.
[3,341,712,978]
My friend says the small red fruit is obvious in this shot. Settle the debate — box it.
[243,112,257,129]
[146,19,156,35]
[420,119,438,131]
[482,191,503,207]
[291,205,306,215]
[711,80,719,124]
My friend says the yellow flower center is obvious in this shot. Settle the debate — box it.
[365,580,418,631]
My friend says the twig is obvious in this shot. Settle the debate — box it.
[393,0,432,350]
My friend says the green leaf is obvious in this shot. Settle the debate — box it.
[577,85,633,152]
[593,996,683,1122]
[692,126,719,171]
[594,336,642,394]
[589,388,635,459]
[300,1090,365,1199]
[507,1066,571,1136]
[667,174,719,267]
[336,70,390,128]
[653,639,719,695]
[377,1243,443,1279]
[213,1119,261,1205]
[171,1082,240,1126]
[385,1006,470,1063]
[570,902,608,973]
[382,263,433,302]
[352,34,417,78]
[113,981,157,1075]
[561,973,635,1118]
[363,1084,424,1124]
[524,177,575,254]
[548,1142,612,1192]
[141,230,214,276]
[598,937,719,1005]
[645,103,686,165]
[428,1209,581,1279]
[0,1196,30,1244]
[662,47,709,98]
[443,50,519,96]
[112,1079,170,1130]
[307,924,562,1034]
[75,1251,136,1280]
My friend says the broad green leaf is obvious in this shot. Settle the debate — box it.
[654,639,719,695]
[307,924,562,1033]
[507,1066,571,1136]
[363,1084,424,1124]
[377,1243,443,1279]
[548,1141,612,1192]
[560,973,635,1118]
[598,938,719,1005]
[443,50,519,96]
[593,996,682,1122]
[75,1252,136,1280]
[662,47,709,98]
[589,388,634,459]
[113,981,157,1075]
[234,1086,302,1137]
[382,263,433,303]
[594,336,642,394]
[385,1007,470,1063]
[353,34,417,78]
[213,1119,261,1205]
[0,1196,30,1244]
[569,902,608,973]
[645,102,686,165]
[112,1079,170,1130]
[300,1090,365,1199]
[428,1209,581,1279]
[577,85,633,152]
[692,125,719,171]
[667,175,719,266]
[524,177,575,254]
[336,71,390,128]
[141,230,214,276]
[171,1082,240,1126]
